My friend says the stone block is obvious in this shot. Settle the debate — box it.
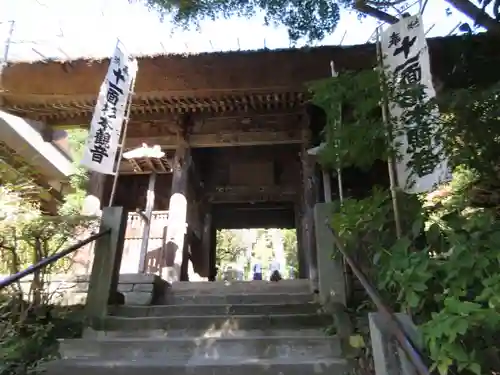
[119,274,156,284]
[313,203,347,306]
[369,312,422,375]
[133,283,154,292]
[124,292,153,305]
[0,273,162,307]
[66,293,88,306]
[118,284,134,293]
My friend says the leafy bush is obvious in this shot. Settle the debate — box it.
[0,294,84,375]
[0,128,94,374]
[310,52,500,374]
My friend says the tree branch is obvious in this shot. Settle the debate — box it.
[445,0,500,33]
[354,0,399,24]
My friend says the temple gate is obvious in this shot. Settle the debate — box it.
[2,34,498,283]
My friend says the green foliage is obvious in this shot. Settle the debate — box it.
[439,83,500,178]
[134,0,500,44]
[216,229,246,267]
[282,229,298,276]
[0,297,84,375]
[137,0,342,42]
[309,70,388,170]
[333,170,500,374]
[59,129,89,216]
[310,51,500,374]
[0,128,94,374]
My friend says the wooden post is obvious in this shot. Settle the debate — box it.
[322,169,332,203]
[294,202,307,279]
[138,172,157,273]
[82,172,106,216]
[163,141,191,283]
[301,126,319,290]
[201,207,213,278]
[86,206,127,326]
[376,27,402,239]
[209,222,217,281]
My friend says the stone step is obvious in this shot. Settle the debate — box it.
[164,292,314,305]
[83,327,327,339]
[59,336,342,361]
[95,313,333,332]
[109,303,323,317]
[43,358,349,375]
[169,280,312,295]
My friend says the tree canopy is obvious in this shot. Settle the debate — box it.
[137,0,500,42]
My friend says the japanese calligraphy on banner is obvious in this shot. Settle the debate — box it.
[80,43,138,175]
[381,15,449,194]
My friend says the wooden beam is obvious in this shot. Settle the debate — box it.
[47,107,302,128]
[126,129,303,149]
[206,185,297,203]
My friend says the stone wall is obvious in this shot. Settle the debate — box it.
[0,273,167,306]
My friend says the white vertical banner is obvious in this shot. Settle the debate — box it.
[381,15,449,194]
[80,42,138,175]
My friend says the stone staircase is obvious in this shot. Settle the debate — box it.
[45,279,349,375]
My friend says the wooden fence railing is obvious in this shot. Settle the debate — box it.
[120,211,169,274]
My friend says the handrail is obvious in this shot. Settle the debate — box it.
[0,229,111,290]
[326,221,430,375]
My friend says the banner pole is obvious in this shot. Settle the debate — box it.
[330,61,344,205]
[376,26,402,239]
[108,74,136,207]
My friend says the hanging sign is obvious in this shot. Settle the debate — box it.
[80,42,138,175]
[381,15,450,194]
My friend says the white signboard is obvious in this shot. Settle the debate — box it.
[381,15,449,194]
[80,43,138,175]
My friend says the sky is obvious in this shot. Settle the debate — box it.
[0,0,476,62]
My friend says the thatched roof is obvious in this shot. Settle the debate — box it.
[1,34,498,126]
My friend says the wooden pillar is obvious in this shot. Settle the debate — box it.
[82,172,106,215]
[138,172,157,273]
[73,172,107,275]
[294,202,307,279]
[163,141,191,283]
[300,126,319,290]
[180,235,190,281]
[322,169,332,203]
[201,205,213,278]
[208,221,217,281]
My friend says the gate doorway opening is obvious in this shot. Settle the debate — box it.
[215,228,298,281]
[210,202,300,281]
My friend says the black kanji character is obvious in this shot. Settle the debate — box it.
[102,102,108,113]
[106,105,118,119]
[113,67,126,85]
[406,126,428,152]
[97,115,112,130]
[90,144,109,163]
[113,56,121,65]
[94,128,111,146]
[407,18,420,30]
[394,54,421,84]
[106,82,124,106]
[388,32,401,49]
[394,36,417,59]
[123,66,129,76]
